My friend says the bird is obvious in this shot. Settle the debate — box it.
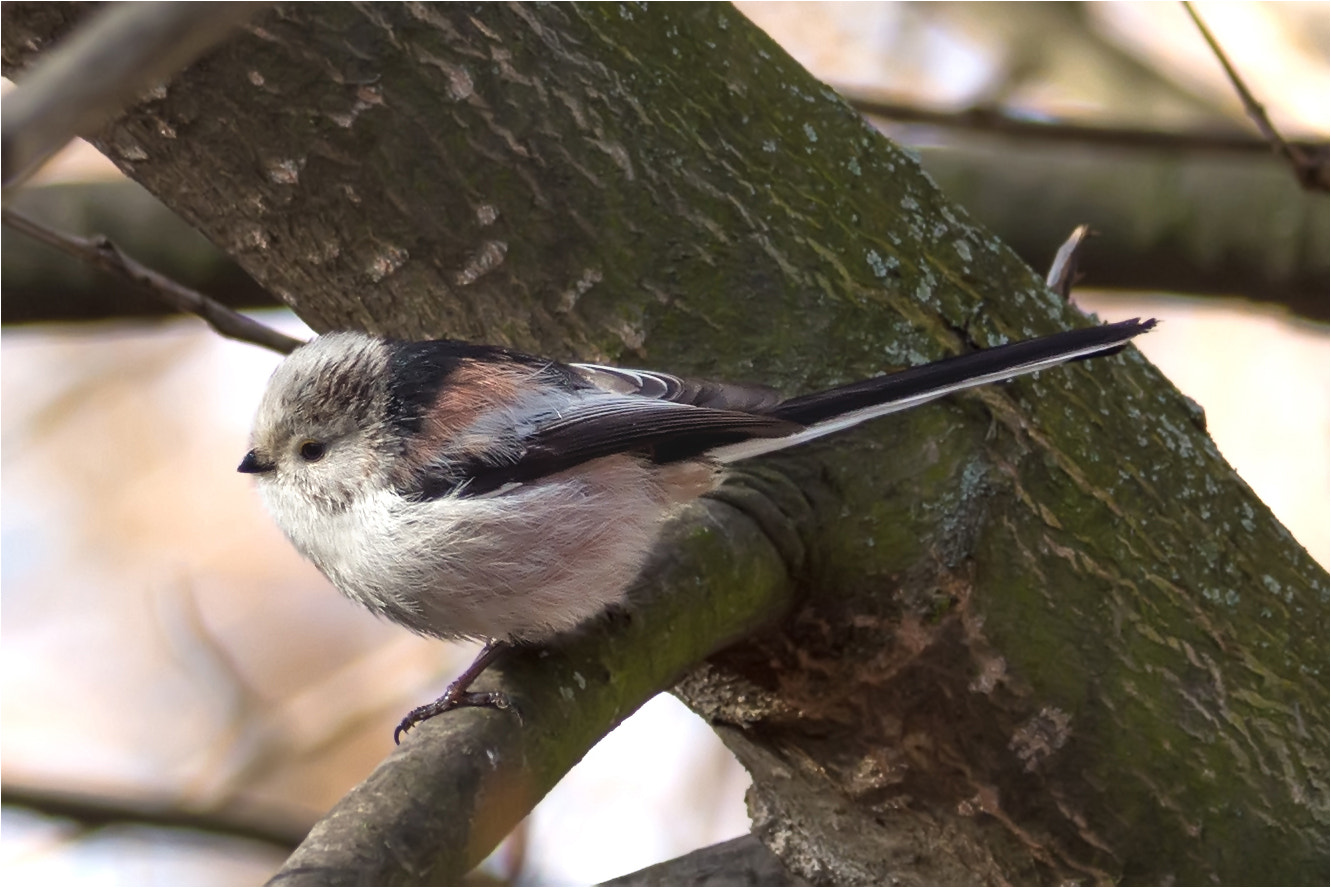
[238,316,1155,741]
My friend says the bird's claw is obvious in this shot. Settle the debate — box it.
[393,689,513,744]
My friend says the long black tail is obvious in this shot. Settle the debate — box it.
[710,317,1156,462]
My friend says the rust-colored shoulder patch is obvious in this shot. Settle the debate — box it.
[394,359,533,482]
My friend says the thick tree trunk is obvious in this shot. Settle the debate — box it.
[4,3,1325,885]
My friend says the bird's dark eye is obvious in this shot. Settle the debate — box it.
[298,440,326,462]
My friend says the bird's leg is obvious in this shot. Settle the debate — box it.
[394,639,511,743]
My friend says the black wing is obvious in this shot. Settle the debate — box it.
[454,396,800,496]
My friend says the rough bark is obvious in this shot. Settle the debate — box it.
[4,3,1326,885]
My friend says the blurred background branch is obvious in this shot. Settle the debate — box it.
[2,206,301,353]
[1182,0,1328,190]
[842,87,1329,159]
[1,2,265,188]
[0,782,307,852]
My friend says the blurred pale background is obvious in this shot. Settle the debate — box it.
[3,2,1326,884]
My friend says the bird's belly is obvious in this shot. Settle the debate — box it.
[295,455,712,643]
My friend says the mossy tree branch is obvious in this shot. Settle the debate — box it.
[268,493,804,885]
[3,3,1325,885]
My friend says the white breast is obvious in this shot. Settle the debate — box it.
[263,454,712,643]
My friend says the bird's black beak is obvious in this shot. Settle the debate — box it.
[237,449,275,474]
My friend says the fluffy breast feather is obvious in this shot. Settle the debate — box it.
[264,453,717,643]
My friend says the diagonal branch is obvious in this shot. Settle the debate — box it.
[1,206,303,353]
[1181,1,1328,191]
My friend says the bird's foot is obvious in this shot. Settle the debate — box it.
[393,639,511,744]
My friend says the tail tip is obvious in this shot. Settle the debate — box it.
[1125,317,1159,336]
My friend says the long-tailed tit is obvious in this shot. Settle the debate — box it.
[239,317,1155,741]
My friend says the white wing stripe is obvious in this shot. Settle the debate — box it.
[708,338,1133,463]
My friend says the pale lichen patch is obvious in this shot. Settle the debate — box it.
[238,222,269,250]
[558,267,603,313]
[367,243,409,282]
[865,249,888,280]
[266,157,302,185]
[115,142,148,162]
[454,240,507,286]
[1009,706,1072,772]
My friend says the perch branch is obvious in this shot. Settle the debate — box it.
[267,490,804,886]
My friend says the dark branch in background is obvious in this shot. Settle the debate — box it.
[0,781,308,851]
[1046,224,1094,303]
[1182,1,1329,192]
[3,180,280,325]
[1,2,266,187]
[2,207,303,353]
[841,89,1330,163]
[921,143,1328,322]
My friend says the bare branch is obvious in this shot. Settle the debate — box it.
[841,88,1329,166]
[1,206,303,354]
[1,2,266,187]
[1181,1,1329,192]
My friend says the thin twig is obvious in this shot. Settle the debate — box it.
[2,3,268,187]
[842,89,1329,163]
[1046,224,1095,303]
[1181,1,1328,191]
[2,207,303,354]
